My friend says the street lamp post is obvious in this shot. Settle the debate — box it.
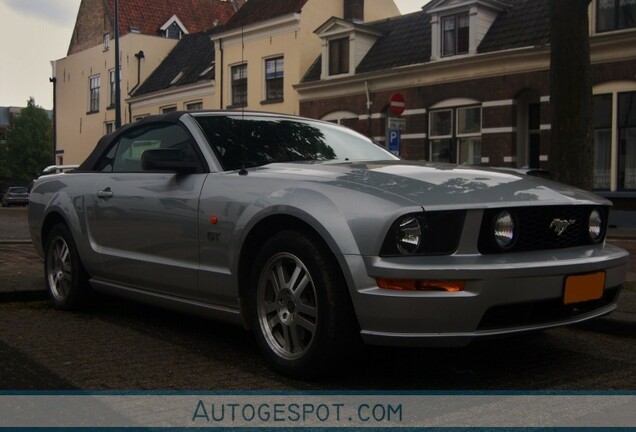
[114,0,122,129]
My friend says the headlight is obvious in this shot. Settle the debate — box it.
[396,216,421,255]
[380,211,465,257]
[493,210,516,250]
[588,208,603,242]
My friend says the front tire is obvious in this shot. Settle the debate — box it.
[44,224,92,310]
[250,231,357,378]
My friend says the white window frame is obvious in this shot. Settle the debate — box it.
[456,106,482,137]
[429,105,483,165]
[230,63,248,107]
[593,81,636,191]
[104,121,114,135]
[109,68,120,108]
[263,56,284,103]
[328,36,351,76]
[594,0,636,34]
[441,13,470,57]
[185,101,203,111]
[429,109,454,139]
[88,74,100,113]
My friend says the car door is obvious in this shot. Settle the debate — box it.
[87,122,207,300]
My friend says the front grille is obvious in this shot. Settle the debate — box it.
[478,206,609,254]
[477,286,619,330]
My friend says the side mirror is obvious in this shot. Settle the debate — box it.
[141,149,198,173]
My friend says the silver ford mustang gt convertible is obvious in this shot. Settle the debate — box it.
[28,111,629,377]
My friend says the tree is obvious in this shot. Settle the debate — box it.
[549,0,593,190]
[5,98,53,184]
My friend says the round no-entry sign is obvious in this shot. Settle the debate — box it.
[389,93,406,116]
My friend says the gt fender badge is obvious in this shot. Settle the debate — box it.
[550,219,576,236]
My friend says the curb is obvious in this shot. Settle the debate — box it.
[0,290,47,303]
[0,239,32,245]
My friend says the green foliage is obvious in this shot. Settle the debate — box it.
[2,98,53,185]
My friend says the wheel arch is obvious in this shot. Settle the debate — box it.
[41,211,70,250]
[236,214,356,330]
[40,211,91,275]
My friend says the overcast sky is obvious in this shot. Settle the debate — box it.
[0,0,428,110]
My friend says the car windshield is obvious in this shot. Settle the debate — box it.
[9,187,28,194]
[193,115,398,171]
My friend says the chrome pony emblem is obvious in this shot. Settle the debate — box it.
[550,219,576,236]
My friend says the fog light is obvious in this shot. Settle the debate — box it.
[493,211,516,250]
[588,209,603,242]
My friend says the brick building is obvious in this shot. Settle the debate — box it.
[296,0,636,201]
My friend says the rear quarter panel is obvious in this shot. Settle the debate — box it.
[28,173,101,273]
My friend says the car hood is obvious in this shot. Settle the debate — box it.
[256,161,608,209]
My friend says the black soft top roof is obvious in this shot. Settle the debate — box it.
[77,112,185,171]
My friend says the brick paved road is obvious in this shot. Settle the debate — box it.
[0,296,635,390]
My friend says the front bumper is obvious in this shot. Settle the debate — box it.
[344,244,629,347]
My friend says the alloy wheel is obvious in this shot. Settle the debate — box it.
[46,236,73,302]
[256,252,318,360]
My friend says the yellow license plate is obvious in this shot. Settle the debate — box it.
[563,272,605,305]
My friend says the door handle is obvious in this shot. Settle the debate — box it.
[97,187,114,199]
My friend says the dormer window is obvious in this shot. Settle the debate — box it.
[329,38,350,75]
[441,13,469,56]
[160,15,189,40]
[596,0,636,33]
[166,22,183,39]
[428,0,509,61]
[314,17,381,80]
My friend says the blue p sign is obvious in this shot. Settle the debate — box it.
[388,129,400,154]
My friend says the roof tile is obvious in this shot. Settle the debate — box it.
[106,0,242,36]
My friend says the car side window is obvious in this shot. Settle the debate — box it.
[95,123,203,173]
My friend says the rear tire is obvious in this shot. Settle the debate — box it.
[44,224,92,310]
[249,230,358,379]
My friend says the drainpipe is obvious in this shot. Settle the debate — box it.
[49,76,57,164]
[128,50,145,122]
[365,80,372,136]
[49,60,57,164]
[114,0,122,129]
[219,38,224,109]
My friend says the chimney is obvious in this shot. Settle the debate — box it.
[344,0,364,23]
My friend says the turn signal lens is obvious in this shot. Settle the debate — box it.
[588,209,603,242]
[377,279,465,292]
